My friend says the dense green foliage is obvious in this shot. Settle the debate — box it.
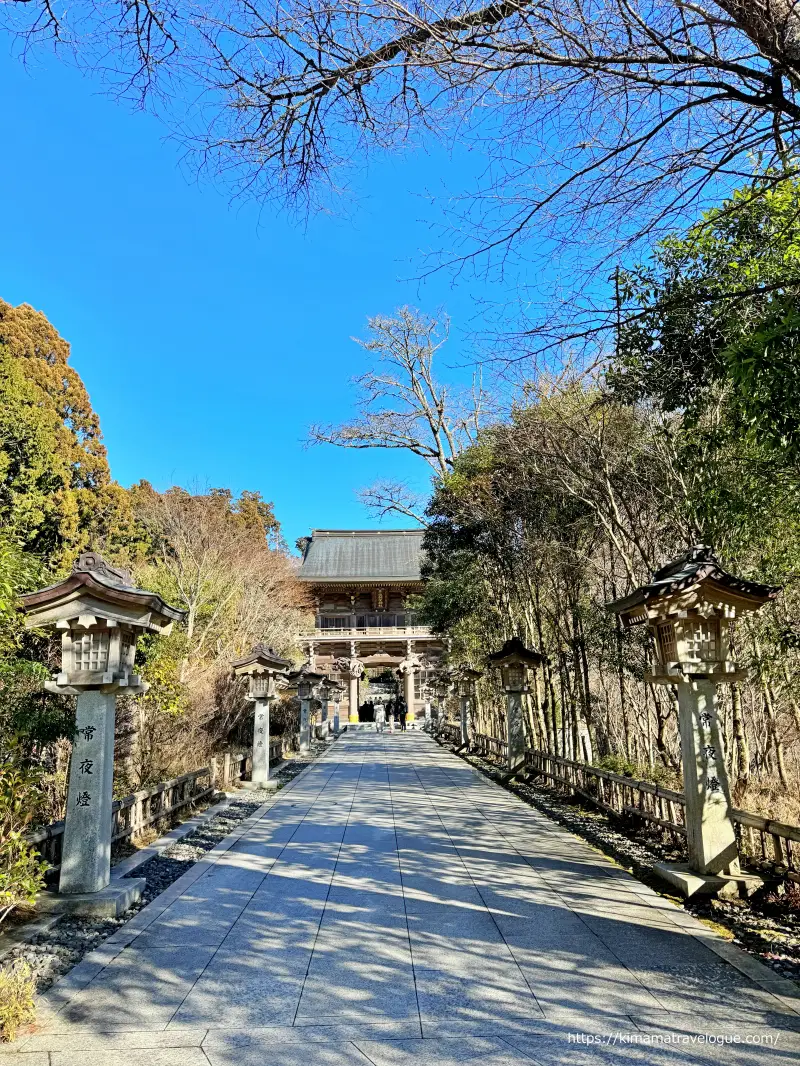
[610,180,800,459]
[419,179,800,812]
[0,299,135,565]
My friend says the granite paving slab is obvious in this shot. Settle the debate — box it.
[18,730,799,1065]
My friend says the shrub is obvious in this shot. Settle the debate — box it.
[0,747,48,925]
[0,961,35,1042]
[595,753,638,778]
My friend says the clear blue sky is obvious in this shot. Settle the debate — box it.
[0,51,509,549]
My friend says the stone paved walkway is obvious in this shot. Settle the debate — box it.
[11,730,800,1065]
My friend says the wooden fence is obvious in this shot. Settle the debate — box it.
[437,720,461,744]
[523,748,800,886]
[27,739,284,876]
[473,732,508,763]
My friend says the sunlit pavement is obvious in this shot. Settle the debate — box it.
[18,729,800,1065]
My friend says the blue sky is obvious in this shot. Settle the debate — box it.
[0,51,509,549]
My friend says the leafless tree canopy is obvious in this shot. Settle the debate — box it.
[7,1,800,345]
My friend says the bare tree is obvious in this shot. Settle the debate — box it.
[308,307,486,520]
[7,3,800,260]
[133,485,309,682]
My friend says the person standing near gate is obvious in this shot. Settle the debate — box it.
[375,703,386,733]
[398,698,407,732]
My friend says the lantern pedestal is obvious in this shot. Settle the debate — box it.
[506,691,526,771]
[40,689,147,917]
[316,697,330,740]
[60,691,118,895]
[300,699,311,752]
[37,878,146,918]
[652,679,763,899]
[459,697,470,747]
[678,679,739,876]
[651,862,763,900]
[250,696,274,788]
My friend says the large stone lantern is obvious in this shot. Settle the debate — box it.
[21,552,184,913]
[291,669,327,751]
[488,637,544,771]
[232,644,291,789]
[608,545,779,896]
[454,667,482,747]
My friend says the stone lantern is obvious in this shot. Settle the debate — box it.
[291,669,327,752]
[316,677,333,739]
[608,545,780,896]
[20,552,184,914]
[232,644,291,789]
[431,671,453,729]
[330,680,346,733]
[454,667,482,748]
[488,637,544,771]
[334,650,364,723]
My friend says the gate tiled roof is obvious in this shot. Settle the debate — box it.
[299,530,424,583]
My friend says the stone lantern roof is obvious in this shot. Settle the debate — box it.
[607,545,780,629]
[487,636,545,668]
[232,644,292,676]
[287,668,328,687]
[21,552,185,633]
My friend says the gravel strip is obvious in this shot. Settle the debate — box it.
[438,737,800,985]
[4,739,330,991]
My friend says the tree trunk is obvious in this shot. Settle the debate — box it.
[730,682,750,801]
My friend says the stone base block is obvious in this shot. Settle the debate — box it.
[652,862,763,899]
[239,778,280,791]
[36,878,146,918]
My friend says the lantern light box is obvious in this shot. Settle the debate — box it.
[609,545,779,684]
[232,643,292,701]
[488,636,545,693]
